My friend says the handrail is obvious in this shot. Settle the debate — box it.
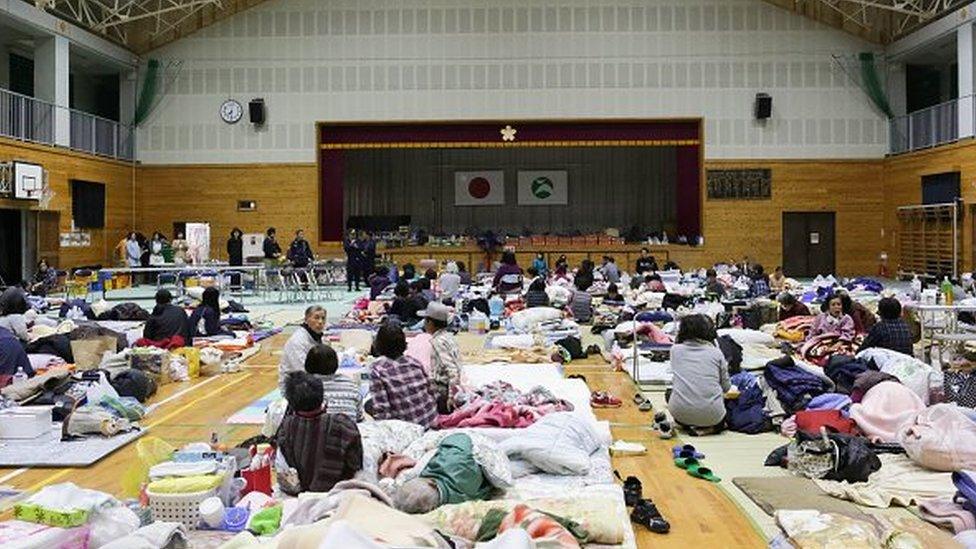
[889,95,963,155]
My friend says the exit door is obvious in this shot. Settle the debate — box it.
[783,212,836,277]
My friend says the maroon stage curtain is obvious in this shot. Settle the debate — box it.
[675,145,702,238]
[320,150,345,241]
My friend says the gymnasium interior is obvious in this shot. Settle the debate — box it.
[0,0,975,547]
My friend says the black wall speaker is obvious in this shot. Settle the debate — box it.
[755,93,772,120]
[249,98,265,126]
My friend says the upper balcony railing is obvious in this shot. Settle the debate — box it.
[889,96,961,155]
[0,86,133,162]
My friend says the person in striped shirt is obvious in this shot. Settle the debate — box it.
[304,344,363,421]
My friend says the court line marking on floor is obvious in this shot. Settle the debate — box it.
[26,373,255,493]
[0,469,27,484]
[145,374,222,414]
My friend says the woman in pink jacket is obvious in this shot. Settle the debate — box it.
[807,294,855,340]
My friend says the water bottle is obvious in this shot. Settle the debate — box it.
[488,295,504,319]
[942,277,954,306]
[12,367,27,386]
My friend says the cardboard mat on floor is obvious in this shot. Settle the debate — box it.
[732,476,869,519]
[0,429,144,467]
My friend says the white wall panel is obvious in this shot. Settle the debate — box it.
[137,0,887,164]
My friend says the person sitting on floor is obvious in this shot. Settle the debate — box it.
[143,289,190,344]
[0,326,31,377]
[401,263,417,282]
[531,253,548,279]
[524,277,550,308]
[387,281,423,325]
[859,297,913,356]
[603,283,625,306]
[807,295,855,340]
[704,268,725,298]
[456,261,472,286]
[0,287,30,343]
[368,322,437,427]
[493,251,524,294]
[414,278,436,304]
[305,343,363,421]
[778,292,811,321]
[188,287,234,341]
[749,265,771,298]
[769,266,787,293]
[551,264,573,288]
[840,291,877,334]
[438,262,462,301]
[600,256,620,284]
[28,259,59,296]
[368,265,393,300]
[667,315,730,436]
[570,276,594,323]
[275,372,363,495]
[395,433,494,514]
[279,305,327,390]
[421,302,461,413]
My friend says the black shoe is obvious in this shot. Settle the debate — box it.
[614,470,642,507]
[631,499,670,534]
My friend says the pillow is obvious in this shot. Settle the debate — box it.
[509,308,563,333]
[499,412,601,475]
[717,328,776,347]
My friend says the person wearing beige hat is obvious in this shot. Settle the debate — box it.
[419,302,460,413]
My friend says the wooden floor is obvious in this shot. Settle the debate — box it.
[0,332,767,547]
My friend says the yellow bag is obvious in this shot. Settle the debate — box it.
[121,436,175,497]
[171,347,200,378]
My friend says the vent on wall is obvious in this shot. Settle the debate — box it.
[237,200,257,211]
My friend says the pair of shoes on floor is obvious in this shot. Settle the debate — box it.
[613,470,669,534]
[567,373,587,383]
[633,393,653,412]
[585,344,602,356]
[652,411,674,439]
[591,390,622,408]
[673,444,722,482]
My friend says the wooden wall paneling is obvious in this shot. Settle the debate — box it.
[0,137,136,269]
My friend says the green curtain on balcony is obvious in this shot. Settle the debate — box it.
[133,58,160,127]
[859,52,893,119]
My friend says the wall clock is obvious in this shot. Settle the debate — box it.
[219,99,244,124]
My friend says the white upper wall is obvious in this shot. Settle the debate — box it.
[136,0,887,164]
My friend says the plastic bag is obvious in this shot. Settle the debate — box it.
[121,436,175,497]
[88,506,140,548]
[166,355,189,383]
[85,371,120,404]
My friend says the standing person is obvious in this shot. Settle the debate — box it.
[149,232,166,266]
[263,228,282,267]
[279,306,327,389]
[343,230,364,292]
[227,228,244,267]
[419,302,460,413]
[171,232,189,265]
[288,229,315,268]
[531,253,548,279]
[368,322,438,427]
[635,248,658,275]
[667,315,731,435]
[359,231,377,278]
[125,232,143,286]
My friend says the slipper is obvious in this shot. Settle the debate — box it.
[630,499,670,534]
[656,421,674,439]
[591,391,622,408]
[633,393,647,405]
[614,470,643,507]
[687,466,722,483]
[672,445,705,460]
[638,400,654,412]
[674,457,700,469]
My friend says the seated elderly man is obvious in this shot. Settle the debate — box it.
[394,433,494,514]
[278,305,327,390]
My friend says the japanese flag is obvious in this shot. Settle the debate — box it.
[455,171,505,206]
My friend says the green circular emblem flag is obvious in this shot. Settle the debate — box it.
[531,177,554,199]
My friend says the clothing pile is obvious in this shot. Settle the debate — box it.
[438,381,574,429]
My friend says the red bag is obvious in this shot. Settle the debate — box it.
[795,409,857,435]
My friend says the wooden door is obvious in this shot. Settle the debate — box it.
[783,212,836,277]
[37,211,60,269]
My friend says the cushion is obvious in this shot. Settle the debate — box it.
[499,412,601,475]
[717,328,776,347]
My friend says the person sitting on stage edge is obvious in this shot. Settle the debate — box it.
[143,289,191,344]
[667,314,730,436]
[367,322,438,427]
[279,305,327,390]
[275,371,363,495]
[493,251,523,294]
[188,287,234,341]
[304,343,363,421]
[421,302,461,413]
